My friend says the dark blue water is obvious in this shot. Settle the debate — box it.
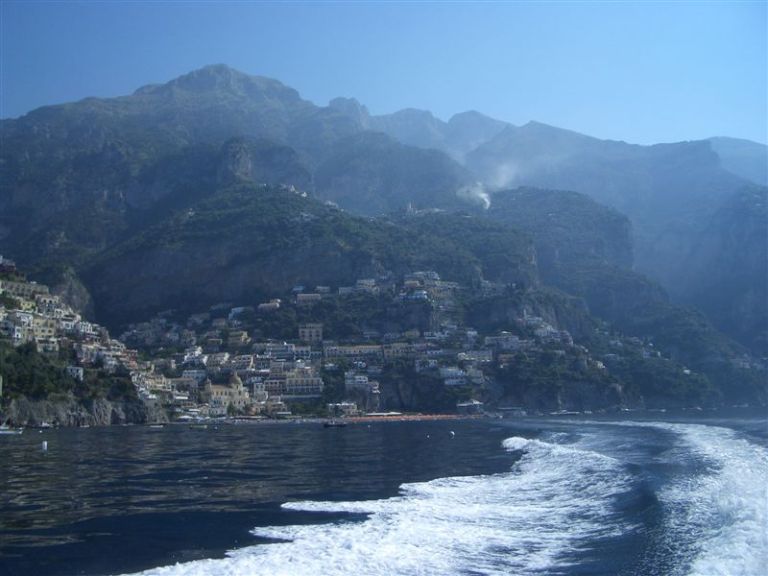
[0,411,766,576]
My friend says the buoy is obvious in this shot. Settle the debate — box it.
[450,431,455,438]
[41,441,48,451]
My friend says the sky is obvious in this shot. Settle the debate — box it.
[1,1,766,145]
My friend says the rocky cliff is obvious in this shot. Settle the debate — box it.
[1,395,168,427]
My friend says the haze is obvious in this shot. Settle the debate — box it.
[1,1,765,145]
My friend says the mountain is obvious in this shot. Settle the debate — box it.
[482,187,760,399]
[313,132,476,215]
[85,182,536,327]
[369,108,508,162]
[465,121,757,304]
[0,65,313,268]
[677,186,768,356]
[487,188,634,275]
[0,64,763,402]
[708,137,768,186]
[0,65,480,270]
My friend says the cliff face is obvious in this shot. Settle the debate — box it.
[494,379,626,412]
[487,188,634,274]
[1,396,168,427]
[677,186,768,356]
[314,132,474,215]
[466,123,751,292]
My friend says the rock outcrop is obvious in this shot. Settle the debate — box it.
[1,395,168,427]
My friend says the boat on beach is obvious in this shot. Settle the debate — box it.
[0,424,23,435]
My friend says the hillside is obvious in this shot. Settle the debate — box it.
[677,186,768,356]
[1,64,764,406]
[487,188,634,274]
[708,137,768,186]
[85,182,536,327]
[466,122,751,288]
[0,65,481,271]
[483,187,761,401]
[314,132,475,214]
[367,108,508,162]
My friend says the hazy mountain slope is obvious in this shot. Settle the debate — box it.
[369,108,508,161]
[369,108,446,152]
[486,188,634,274]
[482,187,759,401]
[313,132,477,214]
[85,182,536,327]
[0,65,317,266]
[484,188,672,331]
[0,65,487,270]
[0,132,312,271]
[708,137,768,186]
[465,121,752,291]
[678,186,768,356]
[0,64,762,400]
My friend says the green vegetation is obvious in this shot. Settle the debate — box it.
[0,340,136,404]
[84,182,536,328]
[678,186,768,356]
[1,64,764,410]
[482,188,760,402]
[607,350,716,408]
[492,349,621,411]
[488,187,633,274]
[0,341,77,401]
[380,361,473,413]
[0,293,21,310]
[314,131,472,215]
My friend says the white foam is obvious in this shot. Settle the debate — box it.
[571,419,768,576]
[127,436,635,576]
[651,422,768,576]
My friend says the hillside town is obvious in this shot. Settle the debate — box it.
[0,253,732,428]
[2,254,720,425]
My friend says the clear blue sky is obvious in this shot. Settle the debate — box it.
[1,1,765,144]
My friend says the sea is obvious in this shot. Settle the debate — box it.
[0,409,766,576]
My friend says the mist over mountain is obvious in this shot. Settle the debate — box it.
[0,64,765,400]
[708,137,768,187]
[483,188,761,401]
[460,121,767,354]
[368,108,508,162]
[678,186,768,356]
[466,122,752,282]
[314,132,475,215]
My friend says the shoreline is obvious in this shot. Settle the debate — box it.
[5,404,763,431]
[215,412,479,426]
[2,412,481,430]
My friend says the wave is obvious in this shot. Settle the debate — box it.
[650,422,768,576]
[128,435,635,576]
[562,418,768,576]
[123,419,767,576]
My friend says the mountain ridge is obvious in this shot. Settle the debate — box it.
[1,63,765,359]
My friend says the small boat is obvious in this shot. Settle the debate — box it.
[323,420,347,428]
[189,424,209,430]
[0,425,23,435]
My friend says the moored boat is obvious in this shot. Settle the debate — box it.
[0,424,23,435]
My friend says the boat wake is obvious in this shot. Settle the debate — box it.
[650,422,768,576]
[131,435,634,575]
[126,420,768,576]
